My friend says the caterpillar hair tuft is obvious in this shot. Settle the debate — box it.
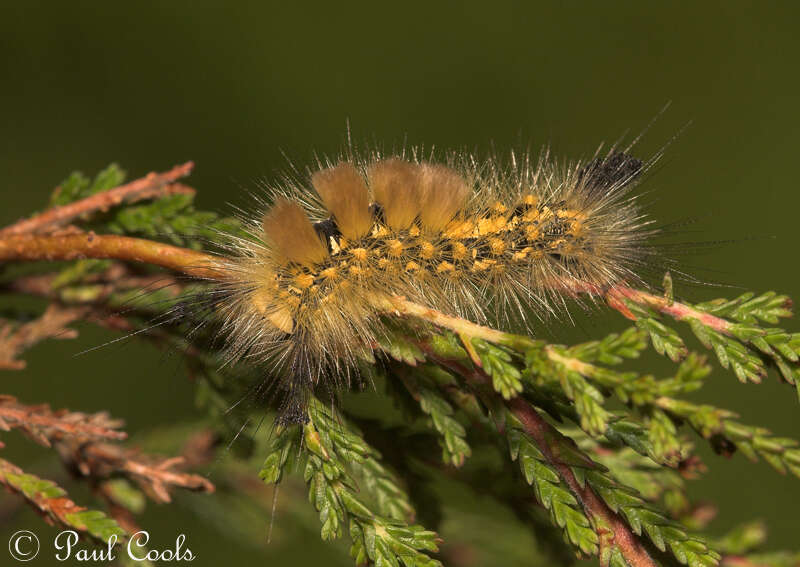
[213,147,659,419]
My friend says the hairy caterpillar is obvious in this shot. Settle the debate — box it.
[211,147,660,420]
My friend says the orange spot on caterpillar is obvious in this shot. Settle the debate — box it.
[319,267,339,280]
[451,241,468,260]
[386,239,404,257]
[295,273,315,289]
[472,259,497,272]
[525,224,542,240]
[350,247,368,262]
[477,216,507,236]
[489,238,506,255]
[418,241,436,259]
[513,247,533,261]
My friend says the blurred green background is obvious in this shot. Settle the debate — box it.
[1,2,798,566]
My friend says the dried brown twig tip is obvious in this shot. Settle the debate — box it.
[0,304,90,370]
[0,394,214,505]
[0,161,195,236]
[0,395,126,446]
[61,441,215,503]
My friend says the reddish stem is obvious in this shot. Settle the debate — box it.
[506,396,657,567]
[607,285,732,334]
[1,162,195,235]
[429,353,657,567]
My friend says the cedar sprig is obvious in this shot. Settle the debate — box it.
[540,331,800,478]
[615,288,800,394]
[394,364,472,468]
[105,192,245,248]
[260,397,440,567]
[582,466,719,567]
[429,335,718,566]
[0,394,214,505]
[470,338,524,400]
[47,163,128,208]
[656,397,800,477]
[0,395,126,446]
[524,344,614,436]
[506,421,600,556]
[566,428,691,518]
[425,327,686,467]
[0,457,126,544]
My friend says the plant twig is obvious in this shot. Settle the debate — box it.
[430,353,657,567]
[1,162,195,236]
[0,233,223,279]
[59,440,215,503]
[0,233,737,339]
[606,286,732,335]
[0,395,126,445]
[0,457,126,543]
[505,396,656,567]
[0,304,91,370]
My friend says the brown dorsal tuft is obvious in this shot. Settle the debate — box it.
[367,158,424,231]
[419,163,470,232]
[262,199,328,267]
[311,162,372,240]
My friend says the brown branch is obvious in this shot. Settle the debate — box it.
[0,233,224,280]
[0,266,186,368]
[388,286,735,344]
[0,232,735,340]
[0,395,126,445]
[0,394,213,508]
[428,352,656,567]
[556,280,734,335]
[60,441,215,503]
[0,304,90,370]
[92,428,217,534]
[505,396,656,567]
[1,162,195,236]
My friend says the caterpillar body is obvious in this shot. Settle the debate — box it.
[214,149,657,418]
